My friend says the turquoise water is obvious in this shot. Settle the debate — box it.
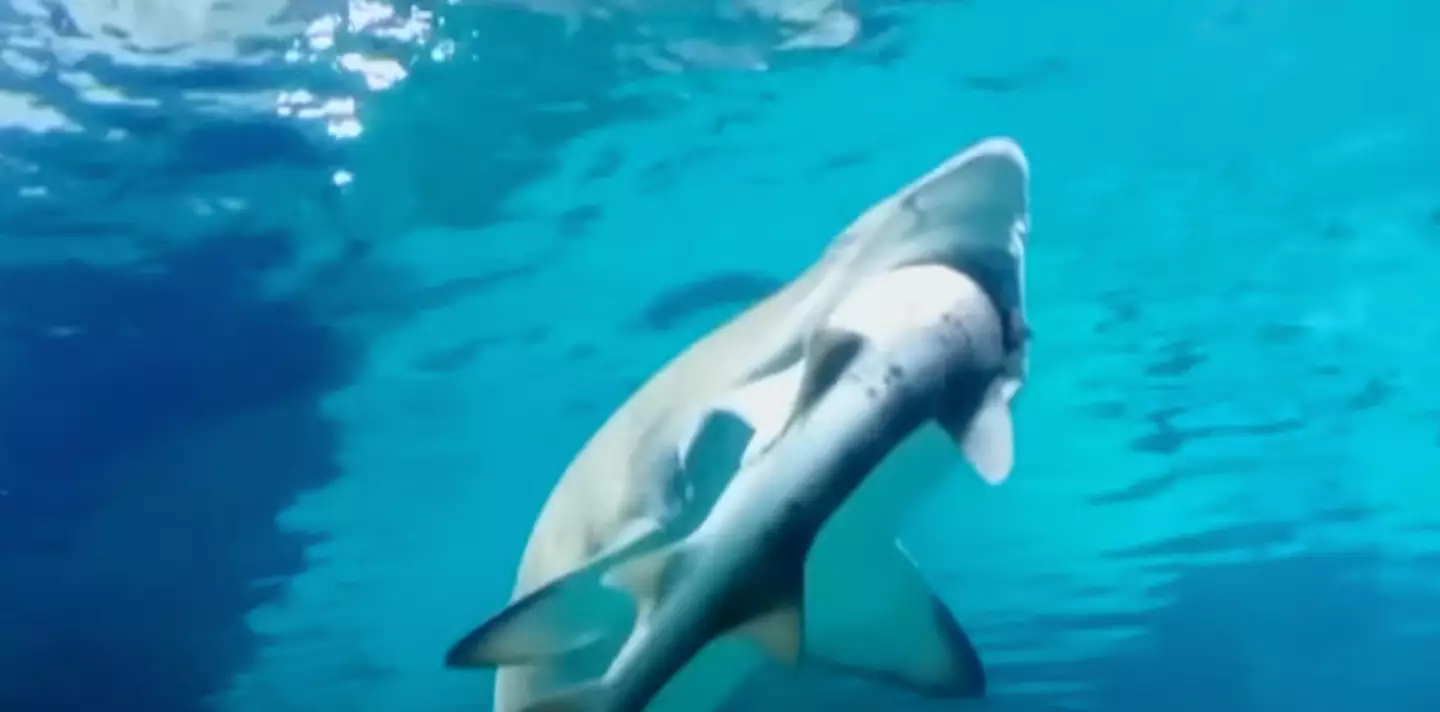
[2,1,1439,710]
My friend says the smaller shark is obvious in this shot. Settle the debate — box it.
[446,136,1031,712]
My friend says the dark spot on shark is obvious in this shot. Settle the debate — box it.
[556,204,602,239]
[637,272,782,332]
[1345,376,1393,412]
[1145,341,1206,377]
[1089,472,1180,505]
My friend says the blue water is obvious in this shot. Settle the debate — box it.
[2,1,1439,711]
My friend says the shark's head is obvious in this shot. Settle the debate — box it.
[822,137,1030,402]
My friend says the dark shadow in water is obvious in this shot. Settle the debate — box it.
[0,232,355,711]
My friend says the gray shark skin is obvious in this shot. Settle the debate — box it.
[445,137,1031,712]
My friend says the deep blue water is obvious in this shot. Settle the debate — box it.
[0,233,353,710]
[3,1,1440,712]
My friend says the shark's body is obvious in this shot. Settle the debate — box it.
[446,137,1032,712]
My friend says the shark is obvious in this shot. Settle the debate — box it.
[445,136,1032,712]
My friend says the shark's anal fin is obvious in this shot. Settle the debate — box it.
[939,379,1015,485]
[445,521,666,669]
[801,425,988,697]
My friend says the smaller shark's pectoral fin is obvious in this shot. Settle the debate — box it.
[939,379,1015,485]
[445,520,666,669]
[803,540,986,698]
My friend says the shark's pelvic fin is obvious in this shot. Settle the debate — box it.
[940,379,1015,485]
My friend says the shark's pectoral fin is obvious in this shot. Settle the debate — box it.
[445,521,666,668]
[940,379,1015,485]
[803,540,986,697]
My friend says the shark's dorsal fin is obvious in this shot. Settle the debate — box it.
[758,327,867,454]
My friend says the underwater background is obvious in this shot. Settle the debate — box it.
[2,0,1439,710]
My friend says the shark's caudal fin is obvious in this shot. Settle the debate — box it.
[801,421,990,697]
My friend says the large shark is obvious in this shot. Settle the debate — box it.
[445,136,1032,712]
